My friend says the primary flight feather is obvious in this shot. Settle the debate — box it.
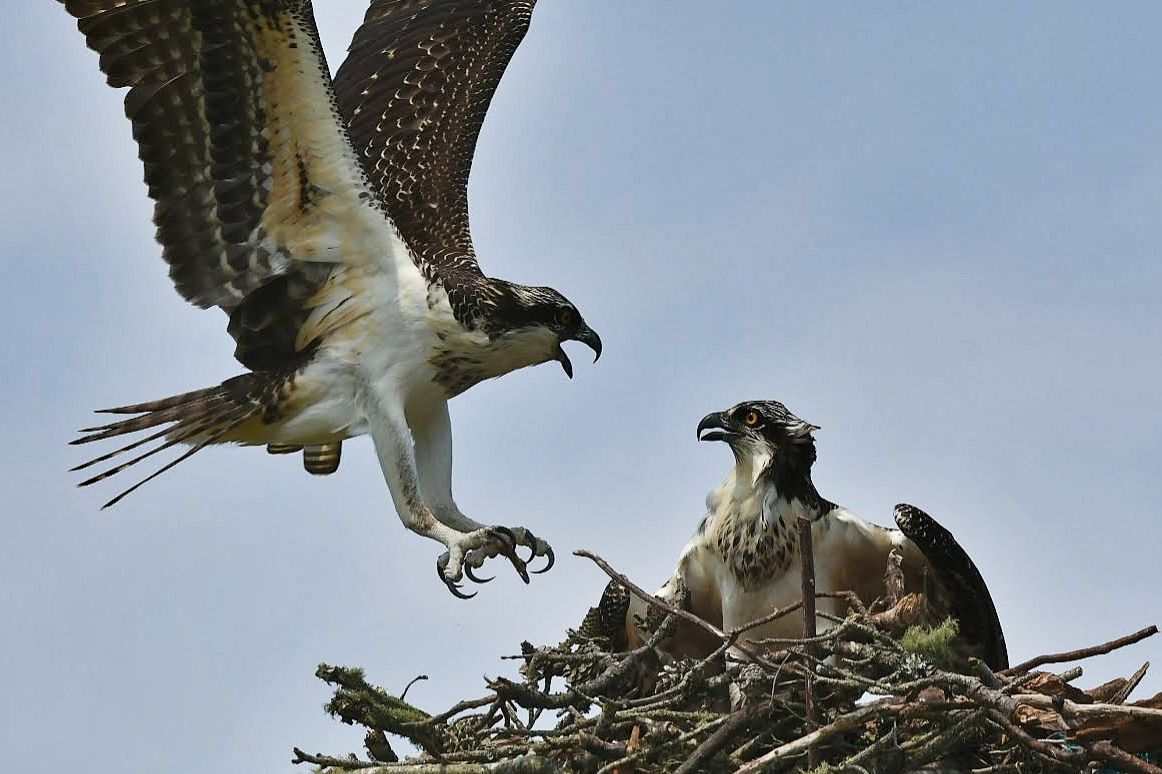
[62,0,601,597]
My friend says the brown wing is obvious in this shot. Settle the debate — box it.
[576,580,632,650]
[61,0,406,370]
[332,0,536,287]
[894,503,1010,670]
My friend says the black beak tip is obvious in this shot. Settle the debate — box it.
[584,328,602,363]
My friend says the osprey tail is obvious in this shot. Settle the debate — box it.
[71,374,272,509]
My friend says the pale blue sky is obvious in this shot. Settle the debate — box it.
[2,3,1160,771]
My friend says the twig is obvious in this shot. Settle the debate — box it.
[595,715,731,774]
[400,675,429,702]
[674,703,768,774]
[574,550,779,671]
[426,695,496,725]
[489,613,675,710]
[1009,692,1162,721]
[731,590,865,641]
[732,699,902,774]
[982,711,1082,770]
[301,759,565,774]
[1088,740,1162,774]
[838,722,902,770]
[579,733,627,759]
[1000,625,1158,675]
[1111,661,1150,704]
[899,709,985,769]
[292,748,378,769]
[612,723,640,774]
[796,516,819,771]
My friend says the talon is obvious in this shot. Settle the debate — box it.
[531,544,555,575]
[464,565,494,584]
[510,554,530,584]
[486,527,527,582]
[444,579,477,599]
[437,552,474,598]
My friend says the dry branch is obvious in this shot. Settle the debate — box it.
[294,553,1160,774]
[1001,625,1158,676]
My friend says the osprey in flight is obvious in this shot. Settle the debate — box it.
[589,400,1008,669]
[62,0,600,596]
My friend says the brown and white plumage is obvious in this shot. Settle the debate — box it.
[61,0,600,596]
[613,401,1008,670]
[334,1,535,295]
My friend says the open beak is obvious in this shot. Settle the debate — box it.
[557,325,602,378]
[555,346,574,379]
[696,410,734,442]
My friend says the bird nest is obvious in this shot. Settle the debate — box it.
[292,552,1161,774]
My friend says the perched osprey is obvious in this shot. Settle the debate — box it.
[62,0,600,597]
[592,400,1007,669]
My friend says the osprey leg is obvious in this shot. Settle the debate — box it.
[410,400,555,578]
[364,390,537,597]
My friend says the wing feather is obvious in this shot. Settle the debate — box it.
[893,503,1009,670]
[62,0,411,369]
[333,0,536,293]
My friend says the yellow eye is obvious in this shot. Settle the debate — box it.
[744,411,760,426]
[557,308,574,326]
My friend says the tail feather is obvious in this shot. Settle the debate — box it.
[97,410,256,510]
[72,375,271,507]
[74,394,233,442]
[77,405,248,488]
[93,387,232,415]
[71,421,198,473]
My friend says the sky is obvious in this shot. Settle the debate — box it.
[2,2,1160,771]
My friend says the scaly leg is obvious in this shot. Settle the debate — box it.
[409,399,554,585]
[363,388,521,598]
[409,400,486,533]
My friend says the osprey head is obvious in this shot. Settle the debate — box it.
[697,400,820,466]
[483,282,601,378]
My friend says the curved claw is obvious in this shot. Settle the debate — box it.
[464,564,494,584]
[436,554,477,600]
[530,544,555,575]
[444,579,477,600]
[508,552,530,584]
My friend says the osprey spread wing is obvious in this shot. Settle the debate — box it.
[62,0,600,597]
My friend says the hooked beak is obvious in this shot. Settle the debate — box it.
[574,324,602,362]
[696,411,735,443]
[557,325,602,378]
